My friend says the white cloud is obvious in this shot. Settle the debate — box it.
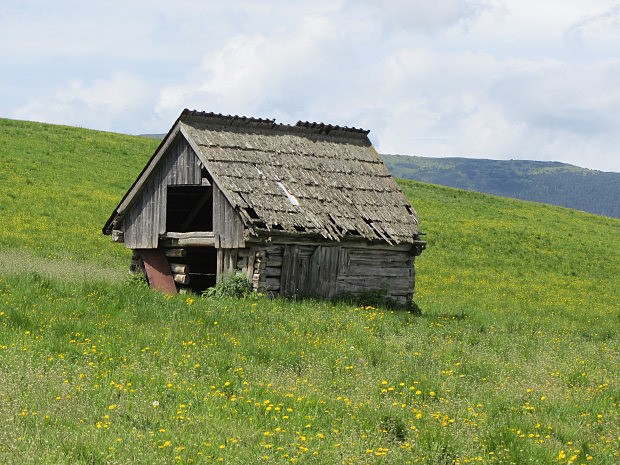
[157,14,342,120]
[566,4,620,45]
[13,71,157,133]
[351,0,494,33]
[1,0,619,171]
[350,43,620,171]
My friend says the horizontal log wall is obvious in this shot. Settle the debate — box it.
[338,246,415,305]
[246,240,415,305]
[229,246,280,294]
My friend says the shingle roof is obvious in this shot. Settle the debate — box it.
[179,110,420,244]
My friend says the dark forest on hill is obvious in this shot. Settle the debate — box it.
[381,154,620,218]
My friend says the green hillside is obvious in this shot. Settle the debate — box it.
[1,118,618,464]
[0,118,158,270]
[382,154,620,219]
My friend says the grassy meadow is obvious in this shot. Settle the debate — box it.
[0,118,618,464]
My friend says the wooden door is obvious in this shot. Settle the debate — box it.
[280,245,341,298]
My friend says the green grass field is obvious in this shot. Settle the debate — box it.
[1,118,618,464]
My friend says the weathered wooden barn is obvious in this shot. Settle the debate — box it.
[103,109,425,305]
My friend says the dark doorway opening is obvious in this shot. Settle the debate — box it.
[186,247,217,292]
[166,186,213,232]
[168,247,218,293]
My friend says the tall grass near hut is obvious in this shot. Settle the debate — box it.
[0,118,618,464]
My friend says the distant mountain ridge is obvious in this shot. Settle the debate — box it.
[381,154,620,218]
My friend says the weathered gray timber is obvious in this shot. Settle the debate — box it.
[213,240,417,305]
[169,263,189,274]
[212,184,244,249]
[160,231,216,247]
[121,136,202,249]
[163,248,186,258]
[173,273,190,285]
[103,109,425,304]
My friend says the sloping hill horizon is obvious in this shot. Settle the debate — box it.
[1,117,618,464]
[381,154,620,219]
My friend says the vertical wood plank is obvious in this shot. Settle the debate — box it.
[290,245,300,296]
[246,249,256,281]
[325,246,338,298]
[338,247,350,275]
[218,187,226,246]
[120,135,209,250]
[212,182,245,249]
[298,255,309,297]
[280,245,292,296]
[213,185,222,248]
[308,246,321,294]
[223,195,232,247]
[216,249,224,283]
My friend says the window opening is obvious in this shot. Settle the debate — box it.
[166,185,213,232]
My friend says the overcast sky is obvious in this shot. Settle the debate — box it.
[1,1,619,172]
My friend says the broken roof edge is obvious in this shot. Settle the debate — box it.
[103,109,397,238]
[245,226,425,247]
[179,109,371,143]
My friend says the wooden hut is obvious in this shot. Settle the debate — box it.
[103,109,425,305]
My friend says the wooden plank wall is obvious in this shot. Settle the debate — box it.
[251,241,415,305]
[123,137,202,249]
[251,246,282,294]
[217,246,280,293]
[216,249,239,282]
[212,184,245,249]
[337,247,415,305]
[209,240,414,305]
[280,245,340,298]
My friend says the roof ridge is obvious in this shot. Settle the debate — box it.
[179,108,370,141]
[295,120,370,136]
[180,109,276,128]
